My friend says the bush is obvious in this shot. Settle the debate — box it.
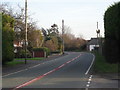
[2,13,15,65]
[19,49,32,58]
[14,47,22,58]
[33,47,50,57]
[42,47,50,57]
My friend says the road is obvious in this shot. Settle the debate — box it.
[2,52,95,89]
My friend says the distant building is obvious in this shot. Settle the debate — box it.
[14,41,23,53]
[14,41,23,48]
[87,38,99,51]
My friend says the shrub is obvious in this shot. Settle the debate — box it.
[2,13,15,65]
[19,49,32,58]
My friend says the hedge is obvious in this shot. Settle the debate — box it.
[33,47,50,57]
[104,2,120,63]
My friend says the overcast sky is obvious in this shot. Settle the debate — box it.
[2,0,119,40]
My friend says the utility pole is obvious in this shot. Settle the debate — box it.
[25,0,27,64]
[96,22,102,54]
[96,22,100,38]
[62,20,64,54]
[96,22,100,46]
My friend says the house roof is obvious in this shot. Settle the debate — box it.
[87,38,99,45]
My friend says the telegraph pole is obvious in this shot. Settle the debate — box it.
[96,22,100,46]
[25,0,27,64]
[96,22,102,54]
[96,22,100,38]
[62,20,64,54]
[97,22,98,37]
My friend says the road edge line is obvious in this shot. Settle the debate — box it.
[2,55,69,77]
[85,53,95,75]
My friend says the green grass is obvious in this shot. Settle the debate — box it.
[14,57,45,61]
[5,57,45,66]
[5,61,24,66]
[92,51,119,73]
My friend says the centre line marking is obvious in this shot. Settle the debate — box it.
[13,54,81,90]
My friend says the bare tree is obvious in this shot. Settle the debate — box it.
[1,3,43,49]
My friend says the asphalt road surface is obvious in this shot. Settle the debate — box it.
[2,52,100,89]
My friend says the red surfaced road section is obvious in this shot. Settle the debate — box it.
[13,54,81,90]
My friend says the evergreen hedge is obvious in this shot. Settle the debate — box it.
[104,2,120,63]
[2,13,15,64]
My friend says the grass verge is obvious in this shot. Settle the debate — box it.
[14,57,45,61]
[5,61,24,66]
[92,51,119,73]
[5,57,45,66]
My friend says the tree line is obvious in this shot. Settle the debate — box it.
[1,3,86,64]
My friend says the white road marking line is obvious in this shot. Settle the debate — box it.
[3,58,59,77]
[86,75,93,89]
[86,84,90,87]
[3,63,44,77]
[28,64,41,69]
[3,63,43,77]
[88,78,91,81]
[87,81,90,84]
[85,54,95,75]
[3,54,82,77]
[90,75,93,78]
[89,75,93,79]
[2,69,27,77]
